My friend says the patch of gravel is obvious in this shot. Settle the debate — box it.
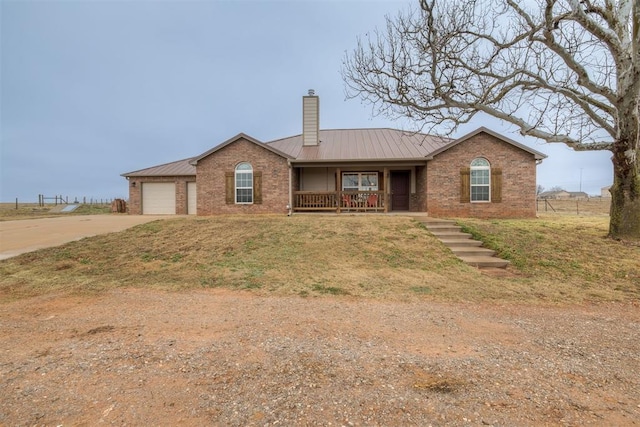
[1,290,639,426]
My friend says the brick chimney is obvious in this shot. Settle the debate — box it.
[302,89,319,146]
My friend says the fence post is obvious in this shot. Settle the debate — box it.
[15,198,18,210]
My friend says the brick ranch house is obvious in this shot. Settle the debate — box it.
[122,92,546,217]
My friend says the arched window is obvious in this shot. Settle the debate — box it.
[470,158,490,202]
[235,162,253,204]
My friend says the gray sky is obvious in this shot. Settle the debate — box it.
[1,0,613,202]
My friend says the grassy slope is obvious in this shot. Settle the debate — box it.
[457,215,639,301]
[1,215,638,303]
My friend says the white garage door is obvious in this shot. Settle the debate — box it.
[142,182,176,214]
[187,182,197,215]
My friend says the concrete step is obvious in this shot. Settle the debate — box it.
[421,220,456,227]
[458,256,510,269]
[429,231,473,239]
[440,239,483,247]
[418,218,510,269]
[451,247,496,257]
[424,224,462,233]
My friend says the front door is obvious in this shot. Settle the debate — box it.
[390,171,410,211]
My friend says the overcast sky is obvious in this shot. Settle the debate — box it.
[1,0,613,202]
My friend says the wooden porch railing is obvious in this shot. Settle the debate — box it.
[293,191,385,212]
[293,191,337,211]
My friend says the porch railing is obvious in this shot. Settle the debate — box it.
[293,191,337,211]
[293,191,385,212]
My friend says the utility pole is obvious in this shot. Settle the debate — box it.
[580,168,583,192]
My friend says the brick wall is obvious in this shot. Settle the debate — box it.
[196,138,290,215]
[126,176,195,215]
[426,133,538,218]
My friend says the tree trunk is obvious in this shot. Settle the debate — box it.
[609,138,640,240]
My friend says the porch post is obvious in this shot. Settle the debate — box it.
[288,161,293,213]
[384,167,389,213]
[336,167,341,213]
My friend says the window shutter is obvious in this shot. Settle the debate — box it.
[491,168,502,203]
[253,171,262,204]
[460,167,470,203]
[225,172,234,204]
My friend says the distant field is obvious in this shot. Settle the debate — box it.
[0,203,112,220]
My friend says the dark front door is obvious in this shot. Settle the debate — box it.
[391,171,410,211]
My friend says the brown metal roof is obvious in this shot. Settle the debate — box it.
[267,128,451,161]
[121,157,196,177]
[121,127,546,177]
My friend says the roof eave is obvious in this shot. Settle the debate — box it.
[289,157,428,164]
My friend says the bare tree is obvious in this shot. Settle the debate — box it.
[342,0,639,239]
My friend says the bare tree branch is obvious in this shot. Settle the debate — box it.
[343,0,640,238]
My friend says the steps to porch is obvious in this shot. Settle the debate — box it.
[418,218,510,269]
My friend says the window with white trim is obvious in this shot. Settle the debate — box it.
[235,162,253,203]
[342,172,379,191]
[470,158,490,202]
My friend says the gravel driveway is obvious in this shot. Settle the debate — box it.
[1,289,638,426]
[0,215,165,260]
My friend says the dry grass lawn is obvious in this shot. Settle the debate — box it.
[1,214,638,304]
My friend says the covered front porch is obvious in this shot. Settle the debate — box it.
[290,164,426,213]
[294,190,386,212]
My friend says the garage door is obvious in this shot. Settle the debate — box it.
[187,182,197,215]
[142,183,176,214]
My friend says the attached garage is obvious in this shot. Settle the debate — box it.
[122,158,196,215]
[142,182,176,214]
[187,182,197,215]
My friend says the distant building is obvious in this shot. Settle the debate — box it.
[601,186,612,198]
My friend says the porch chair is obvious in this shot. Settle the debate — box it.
[367,193,378,209]
[342,194,354,211]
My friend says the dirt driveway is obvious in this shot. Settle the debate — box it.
[0,289,638,426]
[0,215,165,260]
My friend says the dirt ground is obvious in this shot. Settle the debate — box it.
[1,289,638,426]
[0,215,165,260]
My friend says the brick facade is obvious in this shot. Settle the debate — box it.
[195,137,290,215]
[426,133,538,218]
[126,130,540,218]
[127,176,195,215]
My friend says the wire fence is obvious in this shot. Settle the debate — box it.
[36,194,118,207]
[536,197,611,215]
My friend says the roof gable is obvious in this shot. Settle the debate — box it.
[190,133,293,165]
[428,127,547,160]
